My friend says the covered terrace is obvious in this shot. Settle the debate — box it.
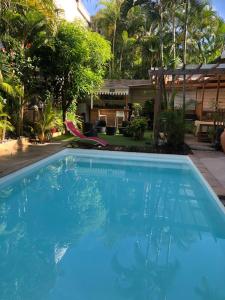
[149,63,225,141]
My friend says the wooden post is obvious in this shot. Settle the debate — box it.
[125,94,128,109]
[2,117,6,141]
[182,72,186,117]
[200,81,205,121]
[215,76,221,112]
[214,76,221,128]
[90,94,93,110]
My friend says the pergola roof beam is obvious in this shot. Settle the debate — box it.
[149,63,225,77]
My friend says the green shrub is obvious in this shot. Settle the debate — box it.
[160,110,185,149]
[133,103,143,117]
[130,117,148,140]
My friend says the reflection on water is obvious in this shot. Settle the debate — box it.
[0,155,225,300]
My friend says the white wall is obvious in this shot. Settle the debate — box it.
[54,0,90,25]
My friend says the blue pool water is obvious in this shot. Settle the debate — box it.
[1,150,225,300]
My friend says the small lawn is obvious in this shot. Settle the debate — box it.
[51,131,153,147]
[99,131,153,147]
[51,134,75,142]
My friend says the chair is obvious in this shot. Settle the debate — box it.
[64,121,108,147]
[98,110,107,124]
[115,111,125,128]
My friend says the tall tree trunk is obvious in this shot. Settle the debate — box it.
[153,72,163,146]
[2,117,6,141]
[172,7,176,64]
[112,21,117,78]
[182,0,189,116]
[159,0,164,68]
[119,45,124,73]
[17,102,24,137]
[171,5,176,110]
[62,102,68,133]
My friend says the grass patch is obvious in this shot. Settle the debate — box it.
[53,131,153,148]
[99,131,153,147]
[51,134,75,142]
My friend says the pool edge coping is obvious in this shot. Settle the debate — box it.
[0,148,224,216]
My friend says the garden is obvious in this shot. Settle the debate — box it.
[0,0,111,147]
[1,0,225,155]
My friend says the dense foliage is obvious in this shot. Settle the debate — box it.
[93,0,225,79]
[0,0,111,137]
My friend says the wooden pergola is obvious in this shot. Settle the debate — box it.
[148,63,225,142]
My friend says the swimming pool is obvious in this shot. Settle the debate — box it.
[0,149,225,300]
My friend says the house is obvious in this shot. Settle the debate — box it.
[54,0,91,26]
[78,80,154,126]
[149,63,225,121]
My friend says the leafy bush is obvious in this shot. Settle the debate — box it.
[143,100,153,115]
[122,120,130,128]
[133,103,143,117]
[67,99,83,129]
[160,110,185,149]
[129,117,147,140]
[34,101,62,143]
[0,98,14,141]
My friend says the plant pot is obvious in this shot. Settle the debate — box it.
[96,126,106,133]
[119,127,126,135]
[221,129,225,153]
[50,127,57,134]
[106,126,116,135]
[122,121,130,127]
[38,133,45,143]
[83,122,93,132]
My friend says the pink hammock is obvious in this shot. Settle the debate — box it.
[64,120,108,147]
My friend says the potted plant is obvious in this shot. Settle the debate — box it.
[96,120,106,133]
[83,122,97,137]
[106,126,116,135]
[0,100,14,141]
[35,101,62,143]
[119,120,130,135]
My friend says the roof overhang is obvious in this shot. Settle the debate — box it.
[98,88,129,96]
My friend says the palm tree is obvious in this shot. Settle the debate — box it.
[0,0,56,22]
[94,0,123,78]
[34,100,61,143]
[0,97,14,141]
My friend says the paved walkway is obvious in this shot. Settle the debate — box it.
[186,134,225,201]
[189,151,225,199]
[0,142,68,178]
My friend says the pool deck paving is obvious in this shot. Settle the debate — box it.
[189,151,225,200]
[0,142,68,178]
[186,134,225,203]
[1,138,225,204]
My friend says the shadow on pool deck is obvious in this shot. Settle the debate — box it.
[186,134,225,201]
[0,142,68,178]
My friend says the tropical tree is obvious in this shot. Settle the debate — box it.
[0,0,57,135]
[34,98,62,143]
[0,0,56,23]
[36,21,111,122]
[94,0,123,78]
[0,97,14,141]
[95,0,225,79]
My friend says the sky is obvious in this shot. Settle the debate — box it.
[212,0,225,19]
[83,0,225,18]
